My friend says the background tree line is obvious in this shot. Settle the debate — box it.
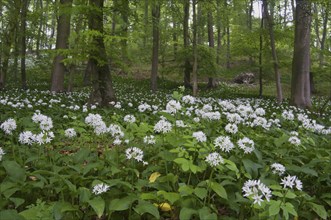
[0,0,330,108]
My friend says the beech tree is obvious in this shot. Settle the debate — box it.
[291,0,312,108]
[151,0,160,93]
[50,0,73,92]
[87,0,116,106]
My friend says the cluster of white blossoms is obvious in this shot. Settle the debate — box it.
[175,120,186,128]
[288,136,301,146]
[92,183,110,195]
[226,113,243,124]
[143,135,156,145]
[154,119,172,133]
[165,100,181,114]
[0,118,17,135]
[19,130,55,145]
[0,147,5,161]
[192,131,207,143]
[281,175,303,191]
[125,147,148,165]
[214,136,234,152]
[32,112,53,131]
[182,95,196,104]
[138,103,152,112]
[242,179,272,206]
[85,113,107,135]
[237,137,255,154]
[64,128,77,138]
[282,110,295,121]
[225,123,238,134]
[123,114,136,123]
[270,163,286,176]
[205,152,224,167]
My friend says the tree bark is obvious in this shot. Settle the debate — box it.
[291,0,312,109]
[319,2,329,67]
[192,0,198,96]
[263,0,283,104]
[143,0,148,48]
[225,1,230,69]
[259,9,264,98]
[207,10,216,89]
[151,1,160,93]
[50,0,73,92]
[88,0,116,106]
[183,0,191,88]
[216,0,222,65]
[20,0,29,90]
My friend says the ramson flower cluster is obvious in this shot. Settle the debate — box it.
[280,175,303,191]
[214,136,234,152]
[32,112,53,131]
[0,118,17,135]
[92,183,110,195]
[237,137,255,154]
[125,147,148,165]
[154,119,172,133]
[205,152,224,167]
[192,131,207,143]
[242,179,272,206]
[271,163,286,176]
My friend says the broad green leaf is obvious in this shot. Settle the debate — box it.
[178,185,194,196]
[268,200,281,216]
[53,201,77,220]
[285,191,296,199]
[140,192,157,200]
[307,202,327,220]
[179,207,197,220]
[281,202,297,217]
[198,207,217,220]
[157,191,180,204]
[210,181,228,200]
[1,210,25,220]
[88,197,105,218]
[2,160,26,182]
[78,187,91,203]
[134,200,160,219]
[109,196,137,212]
[9,197,25,208]
[242,159,262,178]
[194,187,208,200]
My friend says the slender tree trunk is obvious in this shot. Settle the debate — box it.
[263,0,283,104]
[225,0,230,69]
[143,0,148,48]
[319,2,329,67]
[192,0,198,96]
[36,0,43,57]
[216,0,221,65]
[259,9,264,98]
[151,1,160,93]
[88,0,116,106]
[291,0,312,109]
[120,0,129,62]
[291,0,295,21]
[172,0,178,60]
[50,0,73,92]
[207,10,216,89]
[183,0,191,88]
[21,0,29,90]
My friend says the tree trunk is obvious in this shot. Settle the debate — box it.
[50,0,73,92]
[225,1,230,69]
[291,0,312,109]
[216,0,221,65]
[36,0,43,57]
[207,10,216,89]
[259,10,264,98]
[151,1,160,93]
[88,0,116,106]
[120,0,129,62]
[319,2,329,67]
[192,0,198,96]
[143,0,148,48]
[263,0,283,104]
[183,0,191,88]
[20,0,29,90]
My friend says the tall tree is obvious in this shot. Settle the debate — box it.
[151,0,160,92]
[87,0,116,106]
[291,0,312,108]
[207,9,217,88]
[263,0,283,103]
[192,0,198,96]
[20,0,29,90]
[50,0,73,92]
[183,0,191,88]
